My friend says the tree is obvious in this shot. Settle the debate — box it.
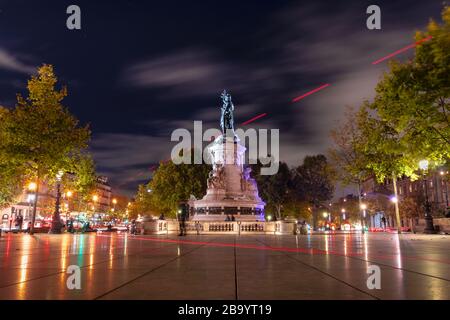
[134,154,211,218]
[373,6,450,163]
[294,155,334,230]
[329,106,371,223]
[129,184,159,219]
[64,154,96,212]
[253,162,293,219]
[1,64,91,233]
[355,105,419,233]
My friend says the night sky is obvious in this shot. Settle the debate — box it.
[0,0,446,196]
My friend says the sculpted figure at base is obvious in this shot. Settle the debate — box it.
[207,164,225,189]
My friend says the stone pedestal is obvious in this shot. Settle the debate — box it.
[192,134,265,221]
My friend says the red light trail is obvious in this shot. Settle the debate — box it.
[241,112,268,125]
[372,35,433,65]
[101,234,363,258]
[98,234,450,265]
[292,83,330,103]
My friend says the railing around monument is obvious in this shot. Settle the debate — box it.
[187,221,267,234]
[142,220,295,235]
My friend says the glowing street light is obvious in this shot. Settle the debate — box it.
[66,191,73,198]
[112,198,117,213]
[419,159,429,171]
[27,182,38,235]
[28,182,37,191]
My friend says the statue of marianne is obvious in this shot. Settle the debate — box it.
[220,90,235,134]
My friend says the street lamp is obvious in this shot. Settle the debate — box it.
[27,182,37,221]
[112,198,117,213]
[65,191,73,217]
[92,194,98,215]
[27,181,40,235]
[419,160,436,234]
[28,182,37,192]
[49,170,64,234]
[341,208,346,220]
[360,203,367,233]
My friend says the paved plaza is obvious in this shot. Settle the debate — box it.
[0,232,449,300]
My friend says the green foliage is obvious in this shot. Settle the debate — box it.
[0,106,24,207]
[0,64,92,209]
[294,154,335,207]
[329,106,370,186]
[254,162,293,219]
[132,156,210,218]
[129,184,158,218]
[355,105,419,183]
[373,6,450,163]
[68,154,96,199]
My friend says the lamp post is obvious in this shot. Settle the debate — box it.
[419,160,435,234]
[49,171,64,234]
[341,208,346,222]
[65,191,73,220]
[27,182,37,232]
[92,194,98,217]
[360,203,367,234]
[112,198,117,214]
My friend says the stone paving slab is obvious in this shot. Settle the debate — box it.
[0,232,449,300]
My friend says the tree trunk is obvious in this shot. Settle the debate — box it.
[392,173,402,234]
[312,205,318,231]
[357,180,364,232]
[30,173,40,235]
[276,204,281,220]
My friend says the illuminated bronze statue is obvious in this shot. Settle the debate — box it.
[220,90,234,134]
